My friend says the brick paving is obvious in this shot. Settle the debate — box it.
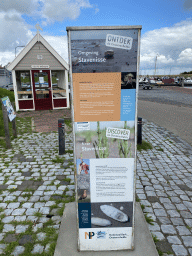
[17,109,71,133]
[137,119,192,256]
[1,107,192,255]
[0,110,74,255]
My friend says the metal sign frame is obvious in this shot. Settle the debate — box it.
[67,25,142,252]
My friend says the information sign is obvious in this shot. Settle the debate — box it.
[67,26,141,251]
[1,96,16,122]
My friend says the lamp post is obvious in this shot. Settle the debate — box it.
[15,46,25,57]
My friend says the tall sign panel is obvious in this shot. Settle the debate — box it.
[67,26,141,251]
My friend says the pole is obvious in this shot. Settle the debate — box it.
[1,102,11,148]
[12,118,17,138]
[58,119,65,155]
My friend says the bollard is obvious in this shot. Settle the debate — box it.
[137,117,142,145]
[58,119,65,155]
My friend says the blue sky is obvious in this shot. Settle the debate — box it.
[1,0,192,75]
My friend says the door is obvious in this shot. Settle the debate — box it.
[32,70,53,110]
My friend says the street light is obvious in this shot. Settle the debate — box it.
[15,46,25,57]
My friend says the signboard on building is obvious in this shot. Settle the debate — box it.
[67,26,141,251]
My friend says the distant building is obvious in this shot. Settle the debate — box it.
[7,32,69,111]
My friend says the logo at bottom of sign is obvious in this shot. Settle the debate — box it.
[85,231,106,239]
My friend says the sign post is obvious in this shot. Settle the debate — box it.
[1,96,17,148]
[67,25,141,251]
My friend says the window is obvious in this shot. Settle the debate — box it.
[51,71,66,98]
[16,71,33,99]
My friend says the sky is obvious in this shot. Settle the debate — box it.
[1,0,192,75]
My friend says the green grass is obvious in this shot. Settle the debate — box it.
[137,140,153,151]
[52,156,65,164]
[33,212,43,217]
[144,213,154,225]
[152,235,159,243]
[140,204,145,210]
[0,88,32,149]
[64,119,72,129]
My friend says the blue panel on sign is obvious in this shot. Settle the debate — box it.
[78,203,91,229]
[120,89,136,121]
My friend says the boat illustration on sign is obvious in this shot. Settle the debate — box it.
[100,205,129,222]
[91,217,112,227]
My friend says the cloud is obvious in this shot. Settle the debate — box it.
[183,0,192,10]
[41,0,94,23]
[140,19,192,74]
[44,35,68,62]
[177,48,192,64]
[0,0,38,14]
[0,12,33,52]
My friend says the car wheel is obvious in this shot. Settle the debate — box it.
[149,86,152,90]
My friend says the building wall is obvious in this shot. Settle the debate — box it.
[15,42,64,70]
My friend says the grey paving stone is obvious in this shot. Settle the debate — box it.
[66,190,74,196]
[12,209,26,215]
[4,209,13,215]
[176,226,191,235]
[34,202,45,208]
[167,210,180,218]
[181,236,192,248]
[163,203,176,210]
[32,223,43,232]
[161,225,176,234]
[15,216,26,222]
[7,202,20,209]
[167,236,182,244]
[183,201,192,208]
[29,196,40,202]
[33,190,44,196]
[25,208,37,216]
[158,217,171,224]
[180,211,192,219]
[12,246,25,256]
[2,216,14,223]
[3,224,15,232]
[15,225,29,233]
[37,232,46,241]
[172,244,188,255]
[148,223,160,231]
[4,234,17,242]
[152,202,163,209]
[188,248,192,256]
[171,218,185,226]
[31,244,44,254]
[154,209,167,217]
[151,231,165,241]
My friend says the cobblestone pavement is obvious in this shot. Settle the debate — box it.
[137,120,192,256]
[0,126,74,255]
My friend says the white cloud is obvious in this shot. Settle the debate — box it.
[44,35,68,62]
[41,0,94,23]
[0,12,33,52]
[177,48,192,64]
[140,19,192,74]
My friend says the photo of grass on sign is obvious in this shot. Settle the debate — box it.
[74,121,135,159]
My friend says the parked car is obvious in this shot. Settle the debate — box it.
[2,83,14,91]
[184,78,192,84]
[142,83,153,90]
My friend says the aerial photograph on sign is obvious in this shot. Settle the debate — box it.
[71,29,138,73]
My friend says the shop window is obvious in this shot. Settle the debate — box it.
[52,71,66,98]
[16,71,33,99]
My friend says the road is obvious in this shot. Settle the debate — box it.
[138,87,192,146]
